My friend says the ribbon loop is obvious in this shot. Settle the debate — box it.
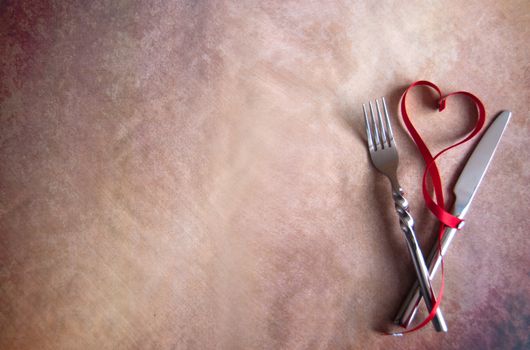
[387,80,486,335]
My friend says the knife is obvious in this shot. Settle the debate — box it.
[394,110,512,328]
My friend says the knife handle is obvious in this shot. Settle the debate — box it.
[394,226,458,328]
[392,189,448,332]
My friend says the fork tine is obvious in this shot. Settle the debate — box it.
[382,97,395,145]
[362,104,374,151]
[369,101,381,150]
[375,99,387,148]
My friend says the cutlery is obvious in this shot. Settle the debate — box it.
[363,98,448,332]
[394,110,512,328]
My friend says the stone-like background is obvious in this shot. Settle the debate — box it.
[1,1,529,349]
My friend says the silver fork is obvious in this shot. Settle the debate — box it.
[363,98,448,332]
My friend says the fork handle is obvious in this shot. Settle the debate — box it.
[394,226,459,328]
[392,189,448,332]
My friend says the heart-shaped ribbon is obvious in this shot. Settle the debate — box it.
[391,80,486,335]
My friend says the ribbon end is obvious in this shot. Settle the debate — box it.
[438,99,447,112]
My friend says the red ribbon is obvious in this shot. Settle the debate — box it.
[389,80,486,335]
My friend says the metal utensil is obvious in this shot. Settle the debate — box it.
[363,97,448,332]
[394,110,512,328]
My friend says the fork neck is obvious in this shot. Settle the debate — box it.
[388,177,402,194]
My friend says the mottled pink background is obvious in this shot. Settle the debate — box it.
[1,1,529,349]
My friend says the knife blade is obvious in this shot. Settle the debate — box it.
[394,110,512,328]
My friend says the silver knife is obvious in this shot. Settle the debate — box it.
[394,110,512,328]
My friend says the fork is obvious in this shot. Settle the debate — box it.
[363,98,448,332]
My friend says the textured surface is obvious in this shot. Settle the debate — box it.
[1,1,529,349]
